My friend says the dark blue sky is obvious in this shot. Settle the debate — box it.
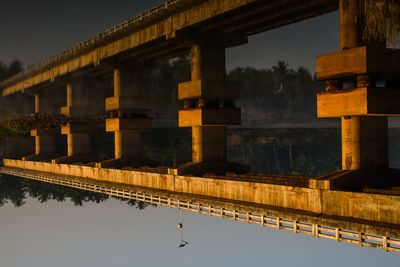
[0,0,338,72]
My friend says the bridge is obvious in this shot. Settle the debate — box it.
[1,0,400,252]
[2,167,400,253]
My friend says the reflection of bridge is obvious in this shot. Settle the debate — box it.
[1,0,400,253]
[2,167,400,253]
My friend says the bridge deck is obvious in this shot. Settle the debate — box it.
[0,0,338,96]
[1,166,400,253]
[3,158,400,227]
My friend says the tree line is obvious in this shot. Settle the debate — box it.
[0,174,153,209]
[0,60,23,81]
[0,58,319,127]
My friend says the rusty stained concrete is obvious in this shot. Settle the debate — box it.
[3,159,400,226]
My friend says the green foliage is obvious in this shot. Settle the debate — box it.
[228,61,316,122]
[0,175,109,207]
[0,124,30,139]
[0,60,23,81]
[143,128,191,167]
[228,128,341,176]
[0,175,155,210]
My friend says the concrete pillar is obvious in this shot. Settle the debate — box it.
[97,65,152,168]
[53,81,95,164]
[190,44,228,163]
[33,93,56,155]
[114,131,140,159]
[173,42,248,175]
[34,94,40,113]
[35,135,55,155]
[67,134,91,157]
[63,82,92,156]
[339,0,388,170]
[114,68,122,97]
[24,92,59,161]
[339,0,363,50]
[192,126,227,163]
[342,116,388,170]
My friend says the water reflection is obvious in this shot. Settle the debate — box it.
[1,171,400,254]
[0,174,151,210]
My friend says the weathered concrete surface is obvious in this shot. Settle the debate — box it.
[4,159,400,225]
[0,0,337,96]
[316,0,397,176]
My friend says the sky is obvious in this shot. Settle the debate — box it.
[1,196,399,267]
[0,0,339,72]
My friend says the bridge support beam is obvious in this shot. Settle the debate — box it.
[170,43,249,175]
[53,82,96,164]
[312,0,400,189]
[23,93,60,161]
[96,66,155,168]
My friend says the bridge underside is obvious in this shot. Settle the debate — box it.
[1,0,338,96]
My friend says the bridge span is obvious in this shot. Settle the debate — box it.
[1,0,400,253]
[1,167,400,253]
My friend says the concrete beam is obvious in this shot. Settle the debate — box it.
[317,87,400,117]
[317,46,400,81]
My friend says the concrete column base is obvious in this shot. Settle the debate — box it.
[192,126,227,163]
[342,116,388,170]
[168,161,250,176]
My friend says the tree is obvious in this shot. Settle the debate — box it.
[0,60,23,81]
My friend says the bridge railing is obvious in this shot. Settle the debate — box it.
[2,167,400,253]
[0,0,184,89]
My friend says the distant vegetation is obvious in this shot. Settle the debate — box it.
[0,175,153,209]
[0,57,320,128]
[145,57,319,127]
[228,61,317,125]
[0,60,23,81]
[0,124,29,139]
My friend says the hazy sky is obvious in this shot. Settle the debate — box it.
[0,0,339,72]
[1,196,398,267]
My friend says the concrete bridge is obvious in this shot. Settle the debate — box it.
[1,167,400,253]
[1,0,400,250]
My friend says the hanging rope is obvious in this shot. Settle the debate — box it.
[177,210,189,248]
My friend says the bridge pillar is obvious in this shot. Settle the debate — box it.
[96,66,154,168]
[170,43,249,175]
[53,81,96,164]
[312,0,400,189]
[23,92,60,161]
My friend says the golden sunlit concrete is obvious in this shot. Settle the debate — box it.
[2,166,400,253]
[0,0,338,97]
[315,0,399,182]
[4,159,400,227]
